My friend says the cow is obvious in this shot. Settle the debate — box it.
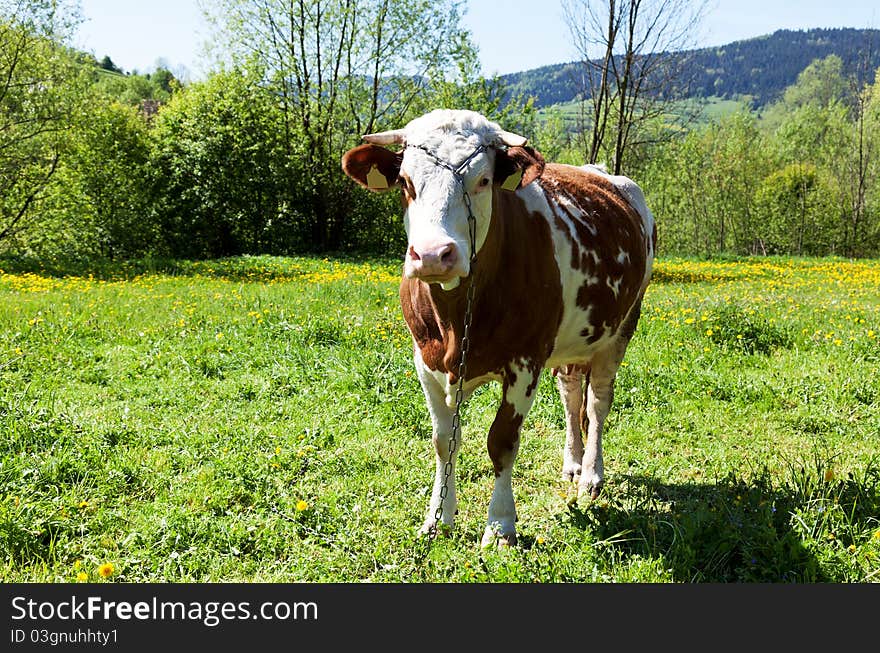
[341,109,656,547]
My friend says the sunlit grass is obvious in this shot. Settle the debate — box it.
[0,254,878,582]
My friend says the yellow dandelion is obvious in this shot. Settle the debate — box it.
[76,572,88,582]
[215,332,223,340]
[78,500,89,509]
[873,529,880,540]
[97,563,114,578]
[536,536,545,545]
[296,500,309,512]
[705,329,713,336]
[847,545,857,554]
[684,318,695,324]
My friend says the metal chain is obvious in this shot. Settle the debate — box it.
[404,140,483,544]
[429,190,478,539]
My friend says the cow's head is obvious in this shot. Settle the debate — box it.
[342,109,544,290]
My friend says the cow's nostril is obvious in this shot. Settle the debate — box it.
[408,245,421,262]
[440,246,456,264]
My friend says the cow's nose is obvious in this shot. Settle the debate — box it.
[408,241,459,279]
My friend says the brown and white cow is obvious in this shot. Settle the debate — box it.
[342,109,656,547]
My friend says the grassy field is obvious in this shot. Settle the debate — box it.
[1,254,878,583]
[537,95,747,133]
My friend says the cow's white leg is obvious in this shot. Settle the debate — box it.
[482,362,540,548]
[579,300,641,500]
[555,369,585,482]
[414,350,459,536]
[579,366,611,500]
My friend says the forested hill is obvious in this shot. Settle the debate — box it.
[501,27,880,108]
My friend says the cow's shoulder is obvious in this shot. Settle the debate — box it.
[541,164,636,214]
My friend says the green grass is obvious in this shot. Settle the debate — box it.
[1,254,878,582]
[537,95,747,134]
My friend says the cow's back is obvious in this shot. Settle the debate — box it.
[533,163,656,367]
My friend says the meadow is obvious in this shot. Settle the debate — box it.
[0,254,878,583]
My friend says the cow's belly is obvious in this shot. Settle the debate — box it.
[545,306,619,368]
[542,234,634,368]
[527,177,649,370]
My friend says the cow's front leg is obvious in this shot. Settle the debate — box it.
[415,351,460,536]
[482,362,541,548]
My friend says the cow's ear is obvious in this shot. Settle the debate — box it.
[341,144,402,192]
[494,145,545,191]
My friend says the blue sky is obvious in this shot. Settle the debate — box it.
[74,0,879,79]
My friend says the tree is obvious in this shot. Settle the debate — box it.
[862,68,880,253]
[755,163,837,255]
[149,67,289,258]
[642,108,772,256]
[203,0,473,251]
[0,0,85,247]
[562,0,707,174]
[783,54,848,110]
[417,31,536,137]
[843,53,879,256]
[765,52,879,256]
[93,65,181,105]
[31,99,153,259]
[98,55,123,74]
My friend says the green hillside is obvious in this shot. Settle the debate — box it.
[503,27,880,109]
[537,96,748,134]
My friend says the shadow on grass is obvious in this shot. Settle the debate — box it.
[562,460,880,582]
[651,268,747,285]
[0,254,400,283]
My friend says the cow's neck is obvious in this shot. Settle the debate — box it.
[427,187,506,325]
[425,190,509,380]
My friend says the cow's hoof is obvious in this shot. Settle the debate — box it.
[578,481,603,500]
[562,461,582,483]
[578,468,605,499]
[481,527,517,549]
[418,521,452,538]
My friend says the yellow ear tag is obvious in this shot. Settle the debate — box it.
[502,169,523,191]
[366,165,388,189]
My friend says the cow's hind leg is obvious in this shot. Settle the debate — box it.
[579,298,643,500]
[415,351,459,536]
[555,366,587,483]
[482,362,541,548]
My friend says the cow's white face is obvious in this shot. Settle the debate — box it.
[398,134,497,289]
[342,109,544,291]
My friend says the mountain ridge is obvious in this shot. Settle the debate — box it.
[498,27,880,108]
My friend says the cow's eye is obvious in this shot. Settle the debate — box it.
[479,177,490,187]
[399,176,414,197]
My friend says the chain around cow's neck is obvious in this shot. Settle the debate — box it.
[428,184,478,541]
[403,139,481,540]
